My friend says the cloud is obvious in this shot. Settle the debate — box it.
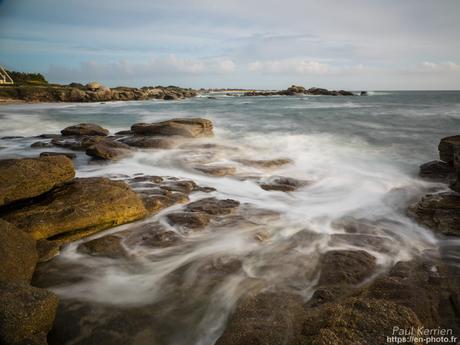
[47,55,236,84]
[416,61,460,72]
[249,59,330,74]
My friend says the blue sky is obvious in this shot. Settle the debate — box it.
[1,0,459,89]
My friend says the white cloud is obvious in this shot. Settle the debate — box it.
[249,59,331,74]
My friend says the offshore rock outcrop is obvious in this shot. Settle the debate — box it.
[245,85,356,96]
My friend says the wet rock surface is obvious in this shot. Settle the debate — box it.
[0,155,75,207]
[86,139,134,160]
[61,123,109,137]
[3,177,147,242]
[260,176,310,192]
[131,118,213,138]
[0,281,59,345]
[0,219,37,283]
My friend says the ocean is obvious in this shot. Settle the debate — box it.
[1,91,459,344]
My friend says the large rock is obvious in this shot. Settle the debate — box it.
[0,281,59,345]
[419,160,455,181]
[61,123,109,136]
[215,292,305,345]
[119,136,175,149]
[0,220,37,283]
[86,139,134,160]
[408,192,460,236]
[131,118,213,137]
[3,177,147,242]
[85,81,103,91]
[0,156,75,207]
[438,135,460,164]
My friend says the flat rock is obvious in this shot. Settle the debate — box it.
[77,235,128,258]
[260,176,310,192]
[318,250,377,286]
[51,135,106,151]
[193,164,236,176]
[61,123,109,136]
[166,211,210,229]
[0,219,37,283]
[235,158,292,168]
[185,197,240,215]
[3,177,147,242]
[408,192,460,236]
[131,118,213,138]
[215,292,305,345]
[39,151,77,159]
[120,136,175,149]
[0,281,59,345]
[86,139,134,160]
[0,156,75,207]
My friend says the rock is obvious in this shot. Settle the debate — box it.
[260,176,310,192]
[301,297,422,345]
[166,211,210,229]
[451,172,460,193]
[39,151,77,159]
[77,235,128,258]
[360,91,368,96]
[215,292,305,345]
[115,130,133,135]
[120,136,175,149]
[160,180,197,194]
[318,250,376,286]
[86,139,134,160]
[286,85,307,95]
[85,81,103,91]
[131,118,213,138]
[31,141,52,148]
[193,164,236,176]
[419,160,455,181]
[51,135,106,150]
[61,123,109,136]
[235,158,292,168]
[0,156,75,207]
[408,192,460,236]
[438,135,460,164]
[0,281,59,345]
[185,197,240,215]
[3,177,147,242]
[36,239,60,263]
[123,222,180,248]
[0,220,37,283]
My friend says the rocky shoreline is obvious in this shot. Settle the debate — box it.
[0,81,197,103]
[0,119,459,344]
[245,85,357,96]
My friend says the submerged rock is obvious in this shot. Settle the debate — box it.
[119,136,175,149]
[86,139,134,160]
[77,235,128,258]
[235,158,292,168]
[39,151,77,159]
[166,211,210,229]
[185,197,240,215]
[51,135,106,151]
[0,281,59,345]
[408,192,460,236]
[0,155,75,207]
[131,118,213,138]
[0,220,37,283]
[260,176,310,192]
[61,123,109,137]
[193,164,236,176]
[3,177,147,242]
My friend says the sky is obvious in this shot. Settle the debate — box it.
[0,0,459,89]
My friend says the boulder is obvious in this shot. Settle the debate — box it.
[438,135,460,164]
[86,139,134,160]
[36,239,60,263]
[131,118,213,138]
[120,136,175,149]
[61,123,109,136]
[0,220,37,283]
[51,135,106,150]
[3,177,147,242]
[185,197,240,215]
[0,156,75,207]
[408,192,460,236]
[85,81,103,91]
[0,281,59,345]
[30,141,52,148]
[166,211,210,229]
